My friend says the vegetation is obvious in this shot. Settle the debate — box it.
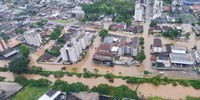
[161,29,182,39]
[139,37,144,45]
[0,32,10,42]
[150,21,157,28]
[45,49,60,56]
[0,67,9,72]
[36,20,47,27]
[0,76,5,81]
[91,84,138,99]
[136,50,146,63]
[82,0,135,22]
[14,75,28,86]
[11,85,50,100]
[15,29,24,34]
[99,29,108,39]
[29,78,51,87]
[149,96,165,100]
[8,57,30,74]
[53,80,88,93]
[50,26,63,40]
[19,44,30,57]
[53,71,64,78]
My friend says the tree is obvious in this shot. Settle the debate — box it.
[99,29,108,39]
[139,37,144,45]
[8,57,30,74]
[136,50,146,63]
[83,68,88,73]
[114,15,123,22]
[125,18,132,26]
[19,44,30,57]
[29,78,51,87]
[14,75,28,86]
[15,29,24,34]
[150,21,157,28]
[50,26,63,40]
[0,32,10,42]
[185,32,190,39]
[94,68,99,74]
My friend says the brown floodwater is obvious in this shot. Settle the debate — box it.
[23,74,200,99]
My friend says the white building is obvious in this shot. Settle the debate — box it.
[171,46,187,54]
[0,38,8,52]
[195,51,200,63]
[71,6,85,19]
[152,0,163,19]
[23,29,43,47]
[60,33,90,63]
[170,53,195,65]
[38,90,66,100]
[134,2,143,22]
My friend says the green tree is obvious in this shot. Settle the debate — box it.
[29,78,50,87]
[15,29,24,34]
[50,26,63,40]
[14,75,28,86]
[8,57,30,74]
[136,50,146,63]
[99,29,108,39]
[125,18,132,26]
[20,44,30,57]
[0,32,10,42]
[114,15,123,22]
[94,68,99,74]
[150,21,157,28]
[139,37,144,45]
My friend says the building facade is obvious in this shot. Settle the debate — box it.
[23,29,43,47]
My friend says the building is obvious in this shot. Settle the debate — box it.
[183,0,200,5]
[38,90,67,100]
[152,0,163,19]
[0,38,8,52]
[195,51,200,63]
[171,0,183,12]
[156,52,171,67]
[0,48,19,58]
[153,38,162,53]
[71,6,85,19]
[170,53,195,65]
[23,29,43,47]
[192,25,200,36]
[134,2,143,22]
[171,46,187,54]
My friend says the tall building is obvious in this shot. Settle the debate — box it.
[60,33,89,63]
[134,3,144,22]
[152,0,163,19]
[0,37,8,52]
[23,29,43,47]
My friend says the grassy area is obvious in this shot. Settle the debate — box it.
[11,85,50,100]
[53,20,73,24]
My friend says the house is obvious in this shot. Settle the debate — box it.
[38,90,67,100]
[71,6,85,19]
[153,38,162,53]
[152,26,162,33]
[162,26,173,32]
[156,52,171,67]
[23,29,43,47]
[126,25,143,34]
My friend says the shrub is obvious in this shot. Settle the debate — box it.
[38,72,51,77]
[126,77,139,84]
[14,75,28,86]
[178,80,189,87]
[61,67,66,70]
[66,72,73,77]
[76,73,82,78]
[189,80,200,89]
[29,78,50,87]
[172,81,177,86]
[28,66,43,74]
[0,67,8,72]
[0,76,5,81]
[83,71,94,78]
[54,71,64,78]
[151,76,161,86]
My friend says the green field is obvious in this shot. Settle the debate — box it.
[11,86,50,100]
[54,20,73,24]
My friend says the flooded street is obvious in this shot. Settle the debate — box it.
[22,73,200,99]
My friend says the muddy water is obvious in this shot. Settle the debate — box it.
[138,83,200,99]
[23,74,200,99]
